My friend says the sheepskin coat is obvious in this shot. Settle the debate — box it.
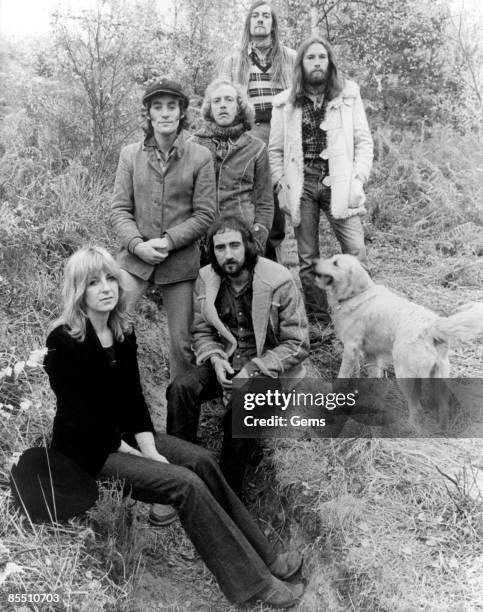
[268,80,373,226]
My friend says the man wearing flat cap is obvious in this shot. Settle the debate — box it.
[111,79,217,381]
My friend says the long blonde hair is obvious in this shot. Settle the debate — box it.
[51,245,130,342]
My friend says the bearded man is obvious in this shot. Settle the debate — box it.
[269,36,373,322]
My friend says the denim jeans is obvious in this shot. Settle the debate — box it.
[166,364,259,496]
[294,163,368,320]
[250,121,285,262]
[120,270,195,381]
[98,433,275,603]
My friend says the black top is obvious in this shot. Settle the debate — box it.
[44,321,155,476]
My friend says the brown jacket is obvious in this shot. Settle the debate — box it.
[111,132,216,284]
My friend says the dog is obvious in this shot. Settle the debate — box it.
[314,254,483,428]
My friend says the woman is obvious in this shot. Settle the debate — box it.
[43,245,304,609]
[190,79,273,254]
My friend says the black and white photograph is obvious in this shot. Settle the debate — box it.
[0,0,482,610]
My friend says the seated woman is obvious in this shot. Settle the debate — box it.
[190,78,274,254]
[43,245,303,609]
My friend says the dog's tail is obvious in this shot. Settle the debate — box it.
[431,303,483,343]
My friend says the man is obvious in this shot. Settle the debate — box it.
[111,80,216,527]
[190,78,273,253]
[269,36,373,322]
[111,79,216,380]
[219,1,296,262]
[166,216,309,495]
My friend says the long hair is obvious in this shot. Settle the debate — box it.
[50,246,130,342]
[237,1,290,88]
[142,98,190,138]
[200,79,254,130]
[206,216,259,274]
[289,36,344,107]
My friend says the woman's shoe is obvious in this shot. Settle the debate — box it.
[148,503,177,526]
[269,551,303,580]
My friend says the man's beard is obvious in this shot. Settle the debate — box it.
[305,69,327,87]
[221,260,245,277]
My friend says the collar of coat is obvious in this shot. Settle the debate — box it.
[272,79,359,111]
[143,130,187,158]
[198,257,294,358]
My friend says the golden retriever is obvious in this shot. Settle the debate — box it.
[314,254,483,428]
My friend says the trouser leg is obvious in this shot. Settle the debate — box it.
[166,363,222,442]
[161,280,196,381]
[294,166,330,321]
[99,435,275,603]
[119,269,148,313]
[219,404,259,496]
[265,190,286,263]
[321,203,369,270]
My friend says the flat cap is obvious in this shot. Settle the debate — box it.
[142,79,189,107]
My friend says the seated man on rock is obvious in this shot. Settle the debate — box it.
[166,215,309,496]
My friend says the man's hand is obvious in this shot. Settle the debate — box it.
[235,361,260,379]
[134,238,171,264]
[211,356,234,390]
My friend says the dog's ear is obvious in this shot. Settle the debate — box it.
[349,258,372,295]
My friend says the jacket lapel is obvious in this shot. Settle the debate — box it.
[202,267,238,356]
[252,266,272,356]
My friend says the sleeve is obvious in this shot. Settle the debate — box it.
[44,330,121,457]
[164,153,217,250]
[352,86,373,183]
[110,147,144,255]
[191,276,228,364]
[122,332,155,435]
[268,104,285,187]
[252,144,274,245]
[252,277,310,377]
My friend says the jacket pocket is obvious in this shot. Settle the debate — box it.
[349,176,366,208]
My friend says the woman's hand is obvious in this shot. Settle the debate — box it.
[118,440,143,457]
[141,448,169,463]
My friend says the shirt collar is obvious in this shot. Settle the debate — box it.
[304,92,325,110]
[143,130,186,158]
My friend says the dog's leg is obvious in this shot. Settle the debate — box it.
[365,355,384,377]
[397,377,423,428]
[338,343,360,378]
[431,357,451,430]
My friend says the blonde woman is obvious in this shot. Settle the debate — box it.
[43,245,304,609]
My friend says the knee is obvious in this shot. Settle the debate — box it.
[173,469,208,507]
[189,446,219,476]
[166,373,196,402]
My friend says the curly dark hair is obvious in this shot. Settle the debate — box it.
[206,216,259,274]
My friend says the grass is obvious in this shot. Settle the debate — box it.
[0,108,482,609]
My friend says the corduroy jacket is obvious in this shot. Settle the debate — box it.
[44,322,154,476]
[192,257,309,380]
[189,129,274,247]
[110,131,217,284]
